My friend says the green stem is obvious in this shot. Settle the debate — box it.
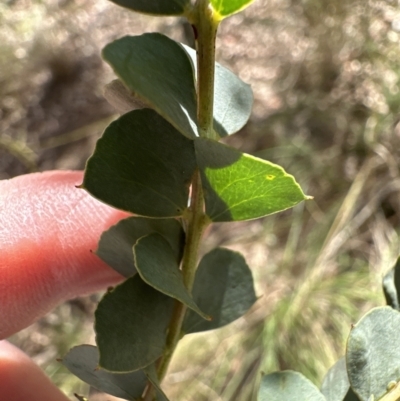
[195,0,219,140]
[157,172,210,382]
[153,0,218,391]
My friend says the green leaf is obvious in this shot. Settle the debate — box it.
[321,358,360,401]
[210,0,254,20]
[144,364,170,401]
[346,307,400,401]
[95,275,174,372]
[258,371,326,401]
[134,233,210,320]
[102,34,198,139]
[109,0,190,16]
[61,345,147,400]
[96,217,185,278]
[195,138,309,222]
[382,257,400,310]
[183,248,256,333]
[182,45,253,137]
[103,34,253,140]
[82,109,196,218]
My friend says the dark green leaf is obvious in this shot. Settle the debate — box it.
[183,45,253,137]
[96,217,185,278]
[382,257,400,310]
[95,275,174,372]
[258,370,326,401]
[346,307,400,401]
[103,34,253,139]
[321,358,360,401]
[109,0,190,16]
[144,364,170,401]
[195,138,309,222]
[62,345,147,400]
[103,34,198,139]
[82,109,196,218]
[134,233,209,319]
[183,248,256,333]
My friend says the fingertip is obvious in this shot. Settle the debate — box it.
[0,171,129,338]
[0,340,70,401]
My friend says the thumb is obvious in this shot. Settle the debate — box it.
[0,171,129,339]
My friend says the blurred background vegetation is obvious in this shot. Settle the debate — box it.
[2,0,400,400]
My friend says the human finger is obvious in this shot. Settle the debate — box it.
[0,171,129,339]
[0,340,70,401]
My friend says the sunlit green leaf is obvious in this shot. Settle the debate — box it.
[210,0,254,20]
[96,217,185,278]
[103,34,198,139]
[258,371,326,401]
[82,109,196,218]
[346,307,400,401]
[183,248,256,333]
[62,345,148,400]
[382,257,400,310]
[183,45,253,137]
[195,138,309,222]
[109,0,190,16]
[95,275,174,372]
[321,358,360,401]
[134,233,209,320]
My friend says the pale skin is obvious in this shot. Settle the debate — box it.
[0,171,128,400]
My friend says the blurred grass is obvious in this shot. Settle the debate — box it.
[2,0,400,400]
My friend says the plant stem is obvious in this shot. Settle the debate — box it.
[157,172,210,382]
[380,379,400,401]
[151,0,218,392]
[195,0,219,140]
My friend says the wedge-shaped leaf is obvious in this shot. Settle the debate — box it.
[183,248,256,333]
[195,138,309,222]
[96,217,185,278]
[144,364,170,401]
[62,345,147,400]
[103,34,198,139]
[210,0,254,20]
[95,275,174,372]
[83,109,196,218]
[258,371,326,401]
[321,358,360,401]
[134,233,209,320]
[346,307,400,401]
[183,45,253,137]
[108,0,189,16]
[382,257,400,310]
